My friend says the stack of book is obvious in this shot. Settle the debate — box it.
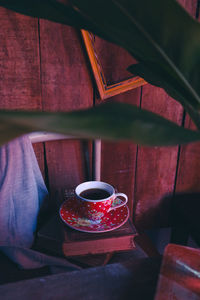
[37,214,138,260]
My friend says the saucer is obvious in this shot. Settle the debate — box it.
[59,197,129,233]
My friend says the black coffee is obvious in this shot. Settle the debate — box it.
[80,188,110,200]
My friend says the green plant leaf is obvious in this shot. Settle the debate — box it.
[2,0,200,125]
[0,102,199,147]
[0,0,83,27]
[0,0,105,38]
[128,62,200,129]
[69,0,200,113]
[1,1,200,136]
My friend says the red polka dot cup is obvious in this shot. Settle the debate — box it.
[75,181,128,221]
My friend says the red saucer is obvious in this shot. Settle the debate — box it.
[59,196,129,233]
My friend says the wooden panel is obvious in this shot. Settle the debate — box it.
[175,122,200,194]
[133,0,198,230]
[178,0,197,16]
[44,139,86,191]
[39,22,93,208]
[0,9,41,109]
[101,137,138,218]
[0,8,45,175]
[94,35,138,85]
[134,87,183,229]
[155,244,200,299]
[94,37,141,217]
[175,0,200,194]
[32,143,46,180]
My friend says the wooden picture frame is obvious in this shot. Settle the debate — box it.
[81,30,146,100]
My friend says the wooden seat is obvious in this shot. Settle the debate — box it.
[0,256,161,300]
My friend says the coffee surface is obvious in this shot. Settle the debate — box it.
[80,188,110,200]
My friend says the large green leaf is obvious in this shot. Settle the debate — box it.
[0,0,106,39]
[1,0,200,126]
[128,62,200,129]
[69,0,200,116]
[0,102,199,146]
[1,1,200,142]
[0,0,84,27]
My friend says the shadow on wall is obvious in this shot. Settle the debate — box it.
[135,193,174,230]
[138,193,200,254]
[136,192,200,229]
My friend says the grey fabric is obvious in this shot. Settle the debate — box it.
[0,135,80,271]
[0,246,81,271]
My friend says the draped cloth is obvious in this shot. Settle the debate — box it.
[0,135,80,271]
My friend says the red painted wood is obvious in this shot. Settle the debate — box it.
[175,120,200,193]
[155,244,200,299]
[134,87,183,229]
[32,143,45,180]
[0,8,45,176]
[178,0,197,15]
[39,22,93,208]
[94,36,140,218]
[44,139,86,190]
[175,0,200,194]
[133,0,198,230]
[101,137,138,218]
[94,36,138,85]
[0,0,198,241]
[0,9,41,110]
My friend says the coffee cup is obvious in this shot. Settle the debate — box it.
[75,181,128,221]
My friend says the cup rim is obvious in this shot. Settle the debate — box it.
[75,181,115,202]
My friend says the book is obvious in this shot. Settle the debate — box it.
[37,214,138,258]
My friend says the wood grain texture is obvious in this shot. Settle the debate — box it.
[101,137,138,218]
[134,87,183,229]
[0,9,41,109]
[39,21,93,208]
[94,35,138,85]
[178,0,197,16]
[44,139,86,190]
[133,0,198,229]
[175,120,200,193]
[94,36,141,218]
[32,143,46,180]
[155,244,200,300]
[0,8,45,175]
[175,0,200,194]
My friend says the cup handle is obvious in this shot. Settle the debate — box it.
[108,193,128,212]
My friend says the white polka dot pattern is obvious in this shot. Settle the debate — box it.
[59,196,129,233]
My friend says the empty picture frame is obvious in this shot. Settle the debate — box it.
[81,30,146,100]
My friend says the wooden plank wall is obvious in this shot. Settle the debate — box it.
[175,2,200,194]
[94,36,140,217]
[0,1,199,230]
[95,0,199,230]
[134,0,199,229]
[0,8,45,177]
[38,21,93,209]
